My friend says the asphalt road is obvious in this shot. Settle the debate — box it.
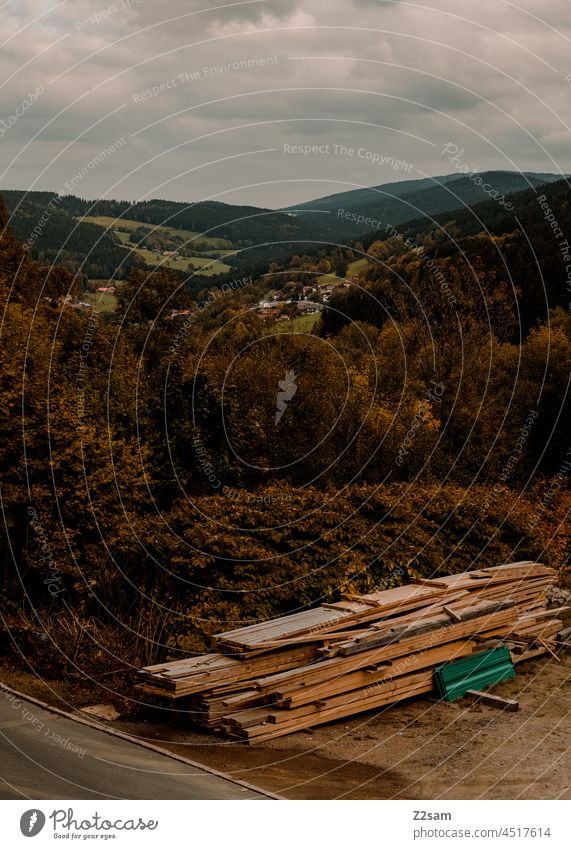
[0,692,270,800]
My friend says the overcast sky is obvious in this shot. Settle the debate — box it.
[1,0,570,209]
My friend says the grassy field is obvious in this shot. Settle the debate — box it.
[113,230,132,244]
[347,257,369,275]
[133,248,230,276]
[82,291,117,313]
[79,216,231,275]
[80,215,232,249]
[273,313,321,334]
[315,273,346,286]
[313,259,368,287]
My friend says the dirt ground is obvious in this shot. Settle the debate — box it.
[2,647,569,800]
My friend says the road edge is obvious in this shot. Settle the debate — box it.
[0,681,283,801]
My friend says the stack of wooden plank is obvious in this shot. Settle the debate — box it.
[137,562,564,743]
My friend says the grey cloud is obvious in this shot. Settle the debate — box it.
[1,0,570,208]
[132,0,300,29]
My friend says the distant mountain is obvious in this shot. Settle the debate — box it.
[283,171,563,237]
[284,174,460,213]
[378,175,571,249]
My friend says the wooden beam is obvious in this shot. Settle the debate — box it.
[443,605,463,622]
[465,690,519,711]
[538,638,561,662]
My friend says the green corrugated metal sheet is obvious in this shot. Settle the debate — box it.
[434,645,515,701]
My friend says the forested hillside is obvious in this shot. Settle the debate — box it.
[0,170,569,680]
[3,172,563,291]
[326,177,571,337]
[2,191,333,292]
[2,191,322,274]
[2,191,142,281]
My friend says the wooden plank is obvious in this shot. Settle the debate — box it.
[257,606,518,697]
[214,606,355,647]
[465,690,519,711]
[267,670,433,725]
[337,600,515,656]
[511,620,563,640]
[236,590,470,653]
[349,584,445,606]
[512,646,550,664]
[230,679,435,743]
[148,646,319,696]
[410,578,453,588]
[278,640,478,708]
[443,605,463,622]
[537,639,561,661]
